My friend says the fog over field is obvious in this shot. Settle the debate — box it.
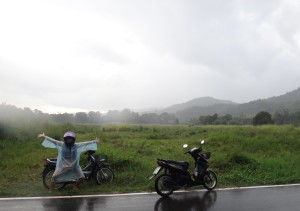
[1,0,300,113]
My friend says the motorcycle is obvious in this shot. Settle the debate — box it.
[150,140,217,197]
[42,150,114,190]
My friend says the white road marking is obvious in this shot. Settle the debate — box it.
[0,183,299,201]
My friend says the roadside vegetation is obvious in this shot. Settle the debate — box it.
[0,121,299,196]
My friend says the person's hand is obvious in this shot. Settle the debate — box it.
[95,137,101,143]
[37,133,45,138]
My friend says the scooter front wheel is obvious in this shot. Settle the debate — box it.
[42,169,66,190]
[154,174,174,197]
[203,170,217,191]
[95,167,114,185]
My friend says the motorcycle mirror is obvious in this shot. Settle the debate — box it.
[183,144,188,148]
[201,140,205,144]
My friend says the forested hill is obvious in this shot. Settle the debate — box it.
[140,87,300,123]
[224,87,300,116]
[266,87,300,103]
[1,87,300,125]
[157,96,237,114]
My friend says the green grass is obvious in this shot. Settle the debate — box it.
[0,124,299,196]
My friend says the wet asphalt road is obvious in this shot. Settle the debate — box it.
[0,184,299,211]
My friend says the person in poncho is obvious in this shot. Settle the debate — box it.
[37,131,100,192]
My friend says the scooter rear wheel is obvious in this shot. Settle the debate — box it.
[42,169,66,190]
[154,174,174,197]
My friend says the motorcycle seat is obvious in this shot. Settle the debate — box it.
[158,159,189,168]
[47,158,57,163]
[49,158,57,162]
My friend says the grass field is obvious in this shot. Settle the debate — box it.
[0,123,299,196]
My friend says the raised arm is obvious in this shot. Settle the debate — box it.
[37,133,63,147]
[77,138,100,152]
[76,138,100,147]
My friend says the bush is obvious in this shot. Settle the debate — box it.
[253,111,274,125]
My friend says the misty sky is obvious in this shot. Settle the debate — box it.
[1,0,300,113]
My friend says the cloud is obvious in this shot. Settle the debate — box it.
[1,0,300,113]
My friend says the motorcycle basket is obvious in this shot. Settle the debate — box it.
[202,152,211,159]
[95,154,108,163]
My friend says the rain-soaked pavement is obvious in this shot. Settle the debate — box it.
[0,184,299,211]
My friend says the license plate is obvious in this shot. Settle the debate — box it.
[149,167,162,180]
[153,166,161,174]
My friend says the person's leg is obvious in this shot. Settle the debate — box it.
[73,177,85,190]
[73,168,85,190]
[49,181,55,193]
[49,168,63,193]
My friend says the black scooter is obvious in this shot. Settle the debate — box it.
[42,150,114,190]
[150,140,217,197]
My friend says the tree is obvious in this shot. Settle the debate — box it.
[273,110,290,125]
[201,113,218,125]
[88,111,101,124]
[75,112,89,124]
[253,111,274,125]
[51,113,74,124]
[290,111,300,126]
[139,113,160,124]
[160,112,176,124]
[223,114,233,122]
[104,110,120,123]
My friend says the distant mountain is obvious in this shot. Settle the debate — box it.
[143,96,238,122]
[175,103,238,122]
[160,96,237,114]
[143,87,300,122]
[2,87,300,125]
[224,100,281,117]
[226,87,300,116]
[266,87,300,104]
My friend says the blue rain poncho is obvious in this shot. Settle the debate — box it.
[42,136,98,182]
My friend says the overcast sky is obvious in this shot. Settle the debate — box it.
[1,0,300,113]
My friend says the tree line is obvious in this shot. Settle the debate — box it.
[1,103,300,126]
[0,104,178,125]
[188,110,300,126]
[187,113,253,125]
